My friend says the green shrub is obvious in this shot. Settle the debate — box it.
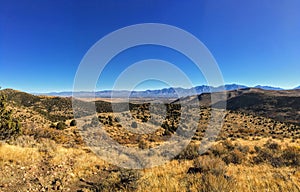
[191,155,227,176]
[131,121,137,128]
[70,119,77,126]
[264,140,280,151]
[281,146,300,167]
[209,141,247,165]
[211,143,228,157]
[91,116,99,126]
[50,123,56,128]
[56,122,66,130]
[138,139,149,149]
[0,95,22,140]
[176,143,200,160]
[118,169,140,190]
[87,168,140,192]
[252,140,300,167]
[222,149,245,164]
[114,117,120,122]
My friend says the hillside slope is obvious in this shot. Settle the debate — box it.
[175,88,300,125]
[0,89,73,122]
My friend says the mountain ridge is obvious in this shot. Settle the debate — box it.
[1,87,300,126]
[35,84,299,98]
[173,88,300,126]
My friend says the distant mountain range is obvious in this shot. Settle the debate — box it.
[2,87,300,126]
[36,84,300,98]
[253,85,284,91]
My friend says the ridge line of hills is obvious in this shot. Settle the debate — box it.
[36,84,300,98]
[1,87,299,126]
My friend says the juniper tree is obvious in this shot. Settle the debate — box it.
[0,94,22,140]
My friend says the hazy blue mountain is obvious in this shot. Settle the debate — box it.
[294,86,300,90]
[254,85,283,90]
[37,84,289,98]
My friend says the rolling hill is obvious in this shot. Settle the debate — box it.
[175,88,300,126]
[2,88,300,126]
[1,88,300,191]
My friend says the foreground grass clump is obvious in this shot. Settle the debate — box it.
[253,140,300,167]
[0,137,300,192]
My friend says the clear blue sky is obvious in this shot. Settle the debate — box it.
[1,0,299,92]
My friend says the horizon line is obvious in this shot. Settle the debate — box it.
[1,83,296,94]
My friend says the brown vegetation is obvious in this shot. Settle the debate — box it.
[0,89,299,191]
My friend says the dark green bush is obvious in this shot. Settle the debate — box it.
[118,169,140,190]
[264,140,280,151]
[222,149,245,164]
[88,168,140,192]
[191,156,227,176]
[91,116,99,126]
[0,95,22,140]
[252,140,300,167]
[70,119,77,126]
[210,141,247,164]
[131,121,137,128]
[50,123,56,128]
[114,117,120,122]
[281,146,300,167]
[176,143,200,160]
[56,122,66,130]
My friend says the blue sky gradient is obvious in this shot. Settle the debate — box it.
[1,0,299,92]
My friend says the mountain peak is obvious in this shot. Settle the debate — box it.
[32,84,298,98]
[254,85,283,91]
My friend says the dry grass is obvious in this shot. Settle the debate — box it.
[137,160,192,191]
[227,164,300,192]
[0,140,108,191]
[1,137,300,191]
[1,90,300,191]
[0,142,41,165]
